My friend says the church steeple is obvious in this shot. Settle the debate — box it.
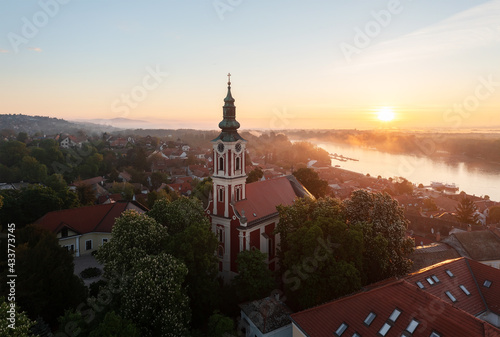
[215,73,244,142]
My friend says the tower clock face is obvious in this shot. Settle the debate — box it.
[217,143,225,153]
[235,143,242,153]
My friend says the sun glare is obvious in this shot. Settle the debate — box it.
[377,107,395,122]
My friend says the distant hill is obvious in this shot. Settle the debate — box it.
[0,114,119,136]
[73,117,149,129]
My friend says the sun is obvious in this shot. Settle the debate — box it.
[377,107,395,122]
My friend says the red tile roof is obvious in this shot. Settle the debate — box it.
[71,176,105,186]
[406,258,486,316]
[468,259,500,315]
[291,279,500,337]
[233,176,314,226]
[34,201,147,235]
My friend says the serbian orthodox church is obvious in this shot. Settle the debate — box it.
[207,75,314,281]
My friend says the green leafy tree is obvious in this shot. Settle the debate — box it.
[232,249,275,303]
[0,140,29,167]
[1,225,87,327]
[121,253,190,337]
[16,132,28,143]
[148,197,206,235]
[207,312,236,337]
[489,206,500,224]
[150,171,169,191]
[0,185,63,227]
[20,156,47,183]
[292,167,328,198]
[96,211,169,274]
[111,182,135,201]
[455,197,481,225]
[246,167,263,183]
[95,211,190,336]
[75,182,96,206]
[343,190,414,283]
[45,174,79,208]
[88,311,140,337]
[191,177,213,207]
[276,198,362,309]
[166,220,219,328]
[393,177,414,195]
[423,198,438,211]
[0,297,35,336]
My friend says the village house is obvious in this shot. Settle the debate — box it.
[35,201,148,256]
[443,230,500,269]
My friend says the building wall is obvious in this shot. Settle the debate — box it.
[58,232,111,256]
[292,324,306,337]
[240,311,292,337]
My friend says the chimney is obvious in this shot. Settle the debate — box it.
[436,231,441,242]
[467,224,472,232]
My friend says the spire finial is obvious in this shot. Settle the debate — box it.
[227,73,231,86]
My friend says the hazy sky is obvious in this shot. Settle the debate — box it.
[1,0,500,130]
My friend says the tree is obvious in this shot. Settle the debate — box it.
[75,182,96,206]
[150,171,169,190]
[246,167,263,183]
[148,197,207,235]
[121,253,190,337]
[292,167,328,198]
[166,221,219,328]
[96,210,169,274]
[0,185,63,227]
[191,177,213,207]
[489,206,500,224]
[207,312,236,337]
[423,198,438,211]
[111,182,135,201]
[232,249,275,303]
[343,190,414,283]
[393,177,413,195]
[95,211,190,336]
[0,140,28,167]
[88,311,140,337]
[16,132,28,143]
[2,225,87,327]
[44,174,79,209]
[276,198,362,309]
[455,197,481,225]
[0,297,35,336]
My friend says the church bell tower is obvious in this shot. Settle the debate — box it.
[211,74,247,218]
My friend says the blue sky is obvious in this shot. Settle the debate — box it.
[1,0,499,129]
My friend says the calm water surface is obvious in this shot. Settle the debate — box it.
[313,142,500,202]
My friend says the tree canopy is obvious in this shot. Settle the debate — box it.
[455,197,481,225]
[292,167,329,198]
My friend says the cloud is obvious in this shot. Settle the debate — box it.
[342,0,500,68]
[28,47,43,52]
[0,49,9,53]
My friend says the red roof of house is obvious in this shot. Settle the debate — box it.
[291,279,500,337]
[406,258,487,316]
[34,201,147,235]
[468,259,500,315]
[233,176,313,226]
[71,176,105,186]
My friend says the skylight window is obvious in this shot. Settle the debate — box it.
[431,275,440,283]
[406,319,420,333]
[389,309,401,322]
[426,277,435,285]
[445,269,454,277]
[483,280,492,288]
[335,322,348,336]
[378,323,391,336]
[445,291,457,302]
[352,333,361,337]
[430,331,442,337]
[364,312,376,326]
[460,285,471,296]
[416,281,425,289]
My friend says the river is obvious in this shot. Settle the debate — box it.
[312,141,500,202]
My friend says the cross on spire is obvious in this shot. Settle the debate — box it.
[227,73,231,86]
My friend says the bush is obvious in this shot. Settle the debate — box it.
[80,267,102,279]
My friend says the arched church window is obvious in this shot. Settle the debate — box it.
[235,157,240,171]
[219,157,224,171]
